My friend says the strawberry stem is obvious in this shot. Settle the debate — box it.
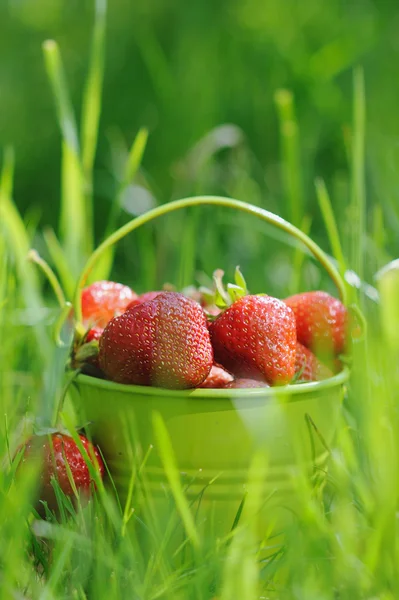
[73,196,348,324]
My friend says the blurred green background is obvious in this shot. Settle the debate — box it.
[1,0,398,291]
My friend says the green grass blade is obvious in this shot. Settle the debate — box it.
[152,411,200,549]
[350,66,366,282]
[0,148,50,358]
[376,261,399,351]
[42,40,80,155]
[60,141,86,276]
[43,40,86,276]
[109,127,149,231]
[81,0,107,253]
[315,177,346,273]
[274,89,303,227]
[290,214,312,294]
[43,227,75,299]
[90,128,148,282]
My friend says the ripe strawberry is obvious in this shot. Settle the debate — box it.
[20,433,104,512]
[99,291,213,389]
[295,342,333,382]
[199,365,234,388]
[209,295,296,385]
[81,280,137,328]
[224,378,270,389]
[83,327,103,369]
[86,326,103,344]
[285,291,348,356]
[125,290,162,311]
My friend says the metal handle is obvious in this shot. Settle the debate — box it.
[73,195,347,324]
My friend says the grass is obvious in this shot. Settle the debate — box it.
[1,2,399,598]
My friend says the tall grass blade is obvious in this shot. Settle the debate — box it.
[274,89,303,227]
[152,411,200,549]
[315,177,346,272]
[350,66,366,282]
[91,128,148,281]
[290,214,312,294]
[43,40,86,276]
[43,227,75,299]
[81,0,107,253]
[0,148,50,357]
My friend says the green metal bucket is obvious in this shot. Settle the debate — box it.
[70,369,349,547]
[69,195,351,551]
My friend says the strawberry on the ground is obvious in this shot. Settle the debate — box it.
[125,291,162,311]
[294,342,333,382]
[20,433,104,512]
[99,291,213,389]
[199,365,234,388]
[209,295,296,385]
[81,280,137,328]
[224,378,270,389]
[284,291,347,356]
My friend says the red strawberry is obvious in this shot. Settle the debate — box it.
[295,342,333,382]
[86,326,103,344]
[285,291,347,357]
[81,327,103,369]
[125,291,162,311]
[209,295,296,385]
[81,280,137,328]
[20,433,104,512]
[224,378,270,389]
[199,365,234,388]
[99,291,213,389]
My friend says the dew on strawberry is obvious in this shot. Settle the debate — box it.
[99,291,214,389]
[209,295,297,386]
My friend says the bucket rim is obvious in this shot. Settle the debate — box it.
[73,367,350,401]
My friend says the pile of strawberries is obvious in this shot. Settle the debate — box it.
[18,271,349,515]
[74,271,349,390]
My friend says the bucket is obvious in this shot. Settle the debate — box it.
[69,195,350,552]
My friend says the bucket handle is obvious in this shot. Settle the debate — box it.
[73,195,347,324]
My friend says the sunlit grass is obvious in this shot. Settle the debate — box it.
[1,4,399,599]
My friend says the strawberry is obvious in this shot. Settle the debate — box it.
[20,433,104,512]
[86,326,103,344]
[294,342,333,382]
[84,327,103,369]
[125,290,162,311]
[209,295,296,385]
[71,326,103,371]
[99,291,213,389]
[81,280,137,328]
[199,365,234,388]
[224,378,270,389]
[285,291,348,356]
